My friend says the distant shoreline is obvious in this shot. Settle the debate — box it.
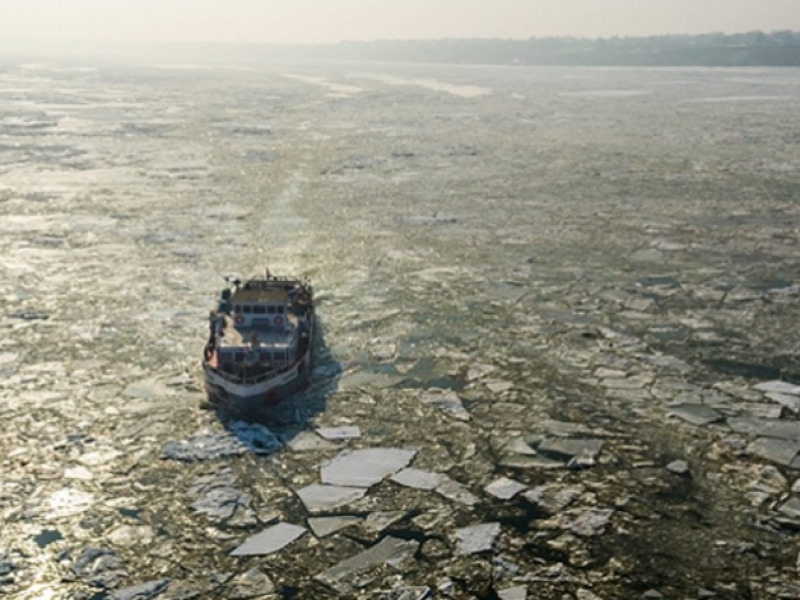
[2,31,800,67]
[325,32,800,67]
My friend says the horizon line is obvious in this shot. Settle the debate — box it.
[2,29,799,49]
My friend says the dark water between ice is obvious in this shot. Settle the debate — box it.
[2,58,800,599]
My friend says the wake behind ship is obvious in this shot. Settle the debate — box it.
[203,270,314,413]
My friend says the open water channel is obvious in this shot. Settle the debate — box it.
[1,57,800,599]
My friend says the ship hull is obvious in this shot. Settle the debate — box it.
[203,343,313,415]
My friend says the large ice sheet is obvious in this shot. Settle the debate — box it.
[316,536,419,586]
[296,483,367,513]
[390,468,444,491]
[321,448,417,488]
[455,522,501,555]
[307,516,362,538]
[230,522,307,556]
[484,476,527,500]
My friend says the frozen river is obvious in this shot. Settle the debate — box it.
[2,58,800,599]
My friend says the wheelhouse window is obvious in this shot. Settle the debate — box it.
[243,305,252,314]
[253,305,266,314]
[267,306,276,314]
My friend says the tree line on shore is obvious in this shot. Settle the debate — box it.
[317,31,800,67]
[40,31,796,67]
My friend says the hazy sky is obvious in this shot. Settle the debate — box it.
[5,0,800,44]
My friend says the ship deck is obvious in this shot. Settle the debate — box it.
[216,313,299,350]
[231,287,290,303]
